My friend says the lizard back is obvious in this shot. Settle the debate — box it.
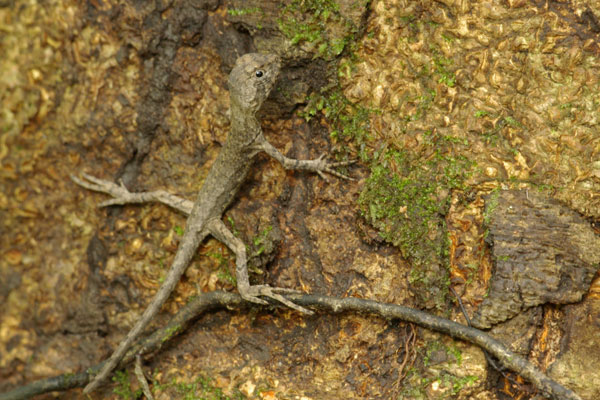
[189,53,281,222]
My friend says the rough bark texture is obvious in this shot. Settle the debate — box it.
[3,0,600,398]
[548,299,600,399]
[472,189,600,329]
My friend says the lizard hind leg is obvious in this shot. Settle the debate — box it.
[206,218,313,315]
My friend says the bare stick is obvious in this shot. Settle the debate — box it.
[134,354,154,400]
[0,292,581,400]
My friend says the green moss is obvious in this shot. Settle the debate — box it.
[400,341,478,398]
[432,52,456,87]
[208,250,237,286]
[227,216,240,237]
[63,372,76,385]
[302,88,374,160]
[161,324,181,343]
[112,370,142,400]
[278,0,363,59]
[173,225,184,236]
[400,369,478,399]
[292,9,476,309]
[475,112,525,147]
[535,183,555,192]
[464,263,479,285]
[227,6,266,29]
[251,225,273,257]
[301,90,474,309]
[358,134,474,308]
[423,340,463,366]
[227,7,261,17]
[483,188,500,225]
[154,375,247,400]
[504,115,522,128]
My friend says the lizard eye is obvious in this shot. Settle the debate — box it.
[255,70,264,78]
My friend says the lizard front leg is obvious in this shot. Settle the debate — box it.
[206,218,313,315]
[255,139,355,181]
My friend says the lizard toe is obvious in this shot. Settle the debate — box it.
[239,289,270,305]
[241,285,313,315]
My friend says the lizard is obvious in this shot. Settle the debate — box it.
[72,53,353,393]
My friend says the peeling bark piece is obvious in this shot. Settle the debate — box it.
[472,189,600,329]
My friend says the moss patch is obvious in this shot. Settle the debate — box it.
[277,0,365,59]
[154,375,247,400]
[358,133,474,308]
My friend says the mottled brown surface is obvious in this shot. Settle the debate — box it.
[472,190,600,329]
[0,1,412,399]
[2,0,600,399]
[548,298,600,399]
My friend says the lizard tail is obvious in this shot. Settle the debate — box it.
[83,229,208,394]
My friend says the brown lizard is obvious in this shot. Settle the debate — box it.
[72,53,352,393]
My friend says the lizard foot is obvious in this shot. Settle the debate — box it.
[314,154,356,181]
[73,173,194,213]
[71,173,135,207]
[239,284,313,315]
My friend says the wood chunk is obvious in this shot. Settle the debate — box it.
[472,189,600,329]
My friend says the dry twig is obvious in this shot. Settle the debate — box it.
[134,354,154,400]
[0,292,581,400]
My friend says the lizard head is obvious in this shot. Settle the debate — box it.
[228,53,281,112]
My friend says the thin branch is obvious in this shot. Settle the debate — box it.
[450,286,533,393]
[0,292,581,400]
[134,354,154,400]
